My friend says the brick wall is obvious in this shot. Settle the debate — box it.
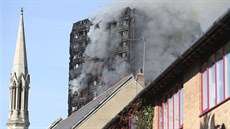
[199,100,230,129]
[183,65,230,129]
[152,64,230,129]
[183,68,201,129]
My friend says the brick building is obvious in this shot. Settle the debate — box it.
[104,9,230,129]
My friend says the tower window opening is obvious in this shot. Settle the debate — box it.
[75,64,79,69]
[82,42,87,47]
[122,52,127,58]
[122,31,128,38]
[73,55,77,60]
[82,31,86,36]
[74,34,78,39]
[123,20,127,26]
[123,41,127,46]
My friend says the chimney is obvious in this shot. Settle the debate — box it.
[136,69,145,87]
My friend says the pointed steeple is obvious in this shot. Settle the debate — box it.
[12,7,28,75]
[7,8,30,129]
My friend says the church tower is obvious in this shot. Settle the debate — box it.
[7,8,30,129]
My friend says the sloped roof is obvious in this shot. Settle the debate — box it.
[103,9,230,128]
[51,74,135,129]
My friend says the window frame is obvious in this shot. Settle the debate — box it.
[200,42,230,116]
[224,42,230,98]
[158,86,184,129]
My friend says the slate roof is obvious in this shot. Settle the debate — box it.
[51,74,134,129]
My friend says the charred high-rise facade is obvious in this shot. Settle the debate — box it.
[68,19,92,115]
[68,7,144,115]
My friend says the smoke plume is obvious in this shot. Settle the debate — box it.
[69,0,229,97]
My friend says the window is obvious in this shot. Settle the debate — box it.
[159,105,163,129]
[74,34,78,39]
[201,63,208,111]
[123,41,127,47]
[78,53,82,58]
[82,42,87,47]
[73,44,78,49]
[225,42,230,97]
[179,88,184,126]
[82,31,86,36]
[121,31,128,38]
[201,41,230,112]
[216,48,224,103]
[111,22,117,27]
[74,64,79,69]
[123,20,127,26]
[174,92,179,129]
[73,55,77,60]
[208,54,215,107]
[169,96,173,129]
[122,52,127,58]
[158,86,184,129]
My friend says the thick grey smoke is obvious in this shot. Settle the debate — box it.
[69,0,229,96]
[69,8,131,96]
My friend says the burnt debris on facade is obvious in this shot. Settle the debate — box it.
[68,7,143,116]
[112,7,134,63]
[68,19,92,115]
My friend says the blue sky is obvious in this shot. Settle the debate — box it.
[0,0,109,128]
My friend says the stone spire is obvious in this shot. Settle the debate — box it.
[7,8,30,129]
[12,7,28,75]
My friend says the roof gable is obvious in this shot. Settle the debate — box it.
[51,74,143,129]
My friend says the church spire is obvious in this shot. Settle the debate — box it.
[12,7,28,75]
[7,8,30,129]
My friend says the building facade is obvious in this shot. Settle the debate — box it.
[7,8,30,129]
[68,7,143,116]
[68,18,92,115]
[104,9,230,129]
